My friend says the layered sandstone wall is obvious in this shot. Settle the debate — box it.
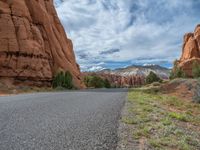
[178,24,200,77]
[0,0,84,88]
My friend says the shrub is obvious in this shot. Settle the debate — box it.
[170,65,186,79]
[169,112,189,122]
[192,61,200,78]
[193,81,200,103]
[169,68,186,79]
[84,76,92,87]
[64,71,73,89]
[146,71,161,84]
[52,71,73,89]
[90,76,105,88]
[170,60,186,79]
[84,75,111,88]
[104,79,111,88]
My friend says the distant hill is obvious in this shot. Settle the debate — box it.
[97,65,170,79]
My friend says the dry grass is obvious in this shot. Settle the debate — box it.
[120,87,200,150]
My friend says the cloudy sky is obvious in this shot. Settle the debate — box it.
[54,0,200,71]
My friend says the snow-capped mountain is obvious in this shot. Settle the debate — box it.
[97,65,170,79]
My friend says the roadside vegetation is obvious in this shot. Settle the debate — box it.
[84,75,111,88]
[52,71,74,89]
[119,87,200,150]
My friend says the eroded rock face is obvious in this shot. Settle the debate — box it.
[82,72,145,87]
[102,74,145,87]
[0,0,84,88]
[178,24,200,77]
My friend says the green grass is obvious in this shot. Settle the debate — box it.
[122,88,200,150]
[168,112,189,122]
[122,117,138,124]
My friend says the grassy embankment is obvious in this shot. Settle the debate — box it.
[121,87,200,150]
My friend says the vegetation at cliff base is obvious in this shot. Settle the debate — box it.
[84,75,111,88]
[52,71,73,89]
[192,61,200,78]
[170,60,186,79]
[170,60,200,79]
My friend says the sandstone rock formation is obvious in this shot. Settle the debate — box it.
[103,74,145,87]
[105,74,145,87]
[0,0,84,88]
[82,72,145,88]
[178,24,200,77]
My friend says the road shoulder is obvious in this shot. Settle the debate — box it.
[117,88,200,150]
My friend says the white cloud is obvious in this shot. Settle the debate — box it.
[55,0,200,70]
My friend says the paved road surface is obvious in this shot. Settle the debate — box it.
[0,89,127,150]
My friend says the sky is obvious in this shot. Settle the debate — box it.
[54,0,200,71]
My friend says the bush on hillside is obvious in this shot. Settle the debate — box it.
[169,60,186,79]
[169,68,186,79]
[192,61,200,78]
[52,71,73,89]
[146,71,161,84]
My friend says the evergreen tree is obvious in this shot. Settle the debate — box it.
[104,79,111,88]
[146,71,161,84]
[52,71,74,89]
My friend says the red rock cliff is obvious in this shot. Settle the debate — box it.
[0,0,84,88]
[178,24,200,77]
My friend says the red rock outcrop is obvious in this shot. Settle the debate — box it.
[178,24,200,77]
[82,72,145,87]
[0,0,84,88]
[102,74,145,87]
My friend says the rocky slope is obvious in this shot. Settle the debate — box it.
[0,0,84,88]
[177,24,200,77]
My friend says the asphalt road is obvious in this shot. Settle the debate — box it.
[0,89,127,150]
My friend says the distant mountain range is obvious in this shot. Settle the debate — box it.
[96,65,171,79]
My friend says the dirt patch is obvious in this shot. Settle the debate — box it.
[161,78,199,103]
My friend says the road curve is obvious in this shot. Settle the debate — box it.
[0,89,127,150]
